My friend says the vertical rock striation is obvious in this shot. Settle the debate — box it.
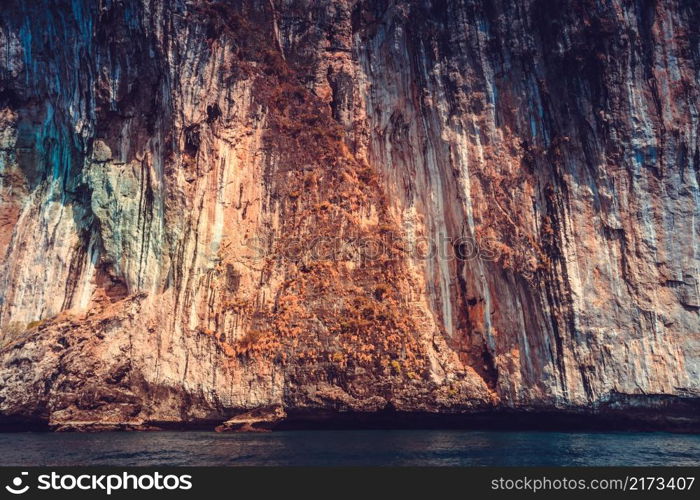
[0,0,698,430]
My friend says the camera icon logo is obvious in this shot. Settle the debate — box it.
[5,472,29,495]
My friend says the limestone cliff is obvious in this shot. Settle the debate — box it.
[0,0,698,431]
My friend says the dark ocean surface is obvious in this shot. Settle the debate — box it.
[0,430,699,466]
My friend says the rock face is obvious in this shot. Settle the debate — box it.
[0,0,698,430]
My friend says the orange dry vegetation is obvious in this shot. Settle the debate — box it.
[188,2,429,381]
[471,137,558,279]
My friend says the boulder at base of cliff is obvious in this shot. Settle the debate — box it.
[215,406,287,433]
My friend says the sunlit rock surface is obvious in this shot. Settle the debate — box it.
[0,0,698,430]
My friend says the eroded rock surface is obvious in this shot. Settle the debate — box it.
[215,405,286,432]
[0,0,698,430]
